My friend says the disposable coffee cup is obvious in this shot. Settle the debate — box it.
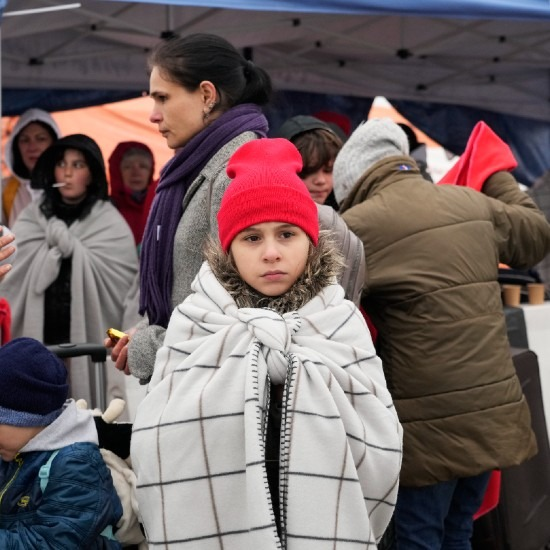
[502,284,521,307]
[528,283,545,305]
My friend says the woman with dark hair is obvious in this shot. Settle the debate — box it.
[1,108,61,227]
[108,33,272,381]
[2,134,138,403]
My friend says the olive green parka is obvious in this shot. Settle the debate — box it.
[340,156,550,487]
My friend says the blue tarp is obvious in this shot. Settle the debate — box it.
[1,89,142,117]
[4,85,547,185]
[106,0,550,19]
[392,100,550,187]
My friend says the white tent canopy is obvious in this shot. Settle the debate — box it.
[3,0,550,121]
[2,0,550,185]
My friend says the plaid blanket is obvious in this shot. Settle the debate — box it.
[131,262,402,549]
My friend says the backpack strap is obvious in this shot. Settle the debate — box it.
[38,449,118,541]
[99,525,117,541]
[38,450,60,493]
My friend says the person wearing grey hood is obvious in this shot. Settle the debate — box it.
[1,108,61,228]
[0,337,122,548]
[332,118,550,549]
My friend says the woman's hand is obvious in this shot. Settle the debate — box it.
[105,327,137,376]
[0,229,16,282]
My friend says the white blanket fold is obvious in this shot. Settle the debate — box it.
[132,262,402,549]
[3,200,138,403]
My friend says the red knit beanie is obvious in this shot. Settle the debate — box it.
[218,138,319,252]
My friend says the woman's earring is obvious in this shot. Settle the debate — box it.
[203,102,216,123]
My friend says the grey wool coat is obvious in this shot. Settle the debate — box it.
[128,132,256,381]
[339,155,550,487]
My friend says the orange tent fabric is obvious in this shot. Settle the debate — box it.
[2,97,173,183]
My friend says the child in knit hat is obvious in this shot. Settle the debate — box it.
[275,114,344,208]
[0,337,122,548]
[131,138,402,550]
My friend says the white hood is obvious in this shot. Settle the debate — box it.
[4,108,62,178]
[20,399,99,453]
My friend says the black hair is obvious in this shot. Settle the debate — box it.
[148,33,272,113]
[34,134,109,221]
[292,128,343,178]
[12,121,58,179]
[397,122,421,152]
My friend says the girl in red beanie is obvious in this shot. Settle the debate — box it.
[131,138,402,550]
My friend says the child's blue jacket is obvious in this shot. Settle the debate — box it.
[0,401,122,549]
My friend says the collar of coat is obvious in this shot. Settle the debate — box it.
[340,155,422,213]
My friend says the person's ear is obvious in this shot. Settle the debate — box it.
[199,81,217,108]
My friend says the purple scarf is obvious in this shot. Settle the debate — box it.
[139,103,268,327]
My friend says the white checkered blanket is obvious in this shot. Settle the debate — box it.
[131,262,402,549]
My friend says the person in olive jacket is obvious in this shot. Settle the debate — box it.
[332,117,550,549]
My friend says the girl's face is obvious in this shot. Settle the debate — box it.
[301,163,334,204]
[229,222,310,297]
[54,149,92,204]
[149,67,217,150]
[120,153,153,192]
[17,122,55,173]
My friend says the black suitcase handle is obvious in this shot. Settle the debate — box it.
[46,342,107,363]
[46,343,108,410]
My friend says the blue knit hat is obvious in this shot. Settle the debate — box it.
[0,338,69,427]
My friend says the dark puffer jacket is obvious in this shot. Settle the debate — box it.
[339,156,550,487]
[0,443,122,548]
[0,401,122,548]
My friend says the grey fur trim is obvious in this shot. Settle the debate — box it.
[204,230,344,313]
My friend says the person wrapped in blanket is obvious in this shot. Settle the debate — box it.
[0,337,122,549]
[1,134,138,405]
[131,138,403,550]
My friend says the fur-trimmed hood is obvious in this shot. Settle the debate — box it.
[204,230,345,313]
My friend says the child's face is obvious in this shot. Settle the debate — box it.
[230,222,310,297]
[301,163,334,205]
[0,424,44,462]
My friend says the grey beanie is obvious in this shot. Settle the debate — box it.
[332,118,409,205]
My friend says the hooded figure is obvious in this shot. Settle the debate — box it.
[1,108,61,227]
[108,141,157,248]
[2,134,138,405]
